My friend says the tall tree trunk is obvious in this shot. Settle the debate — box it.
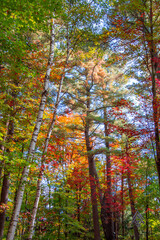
[101,106,113,240]
[64,189,69,240]
[149,0,160,186]
[27,75,64,240]
[27,35,70,239]
[146,203,149,240]
[87,153,101,240]
[6,18,55,240]
[145,162,149,240]
[0,119,10,180]
[121,170,125,238]
[84,88,101,240]
[0,173,10,238]
[0,119,14,238]
[77,184,81,223]
[126,143,140,240]
[57,194,61,240]
[127,174,139,240]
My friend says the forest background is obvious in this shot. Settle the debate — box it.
[0,0,160,239]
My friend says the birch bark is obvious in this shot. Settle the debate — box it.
[27,72,64,240]
[6,18,55,240]
[27,34,70,238]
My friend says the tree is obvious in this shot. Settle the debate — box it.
[6,16,55,240]
[108,0,160,185]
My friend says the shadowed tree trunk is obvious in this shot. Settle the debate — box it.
[0,119,10,180]
[0,118,14,238]
[0,173,10,238]
[121,170,125,238]
[145,159,149,240]
[101,106,113,240]
[0,78,18,238]
[149,2,160,185]
[84,87,101,240]
[127,174,139,240]
[126,142,140,240]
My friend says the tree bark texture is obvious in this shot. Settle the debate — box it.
[27,75,64,240]
[126,143,140,240]
[0,119,10,179]
[0,119,14,238]
[127,175,140,240]
[121,171,125,238]
[150,23,160,187]
[101,107,113,240]
[0,173,10,238]
[27,39,70,239]
[143,0,160,186]
[6,18,55,240]
[84,88,101,240]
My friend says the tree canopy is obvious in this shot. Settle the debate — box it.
[0,0,160,239]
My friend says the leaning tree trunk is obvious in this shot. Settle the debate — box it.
[27,31,70,238]
[84,88,101,240]
[6,18,55,240]
[27,70,65,240]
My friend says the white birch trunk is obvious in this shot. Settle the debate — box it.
[6,19,55,240]
[27,25,70,239]
[28,62,66,240]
